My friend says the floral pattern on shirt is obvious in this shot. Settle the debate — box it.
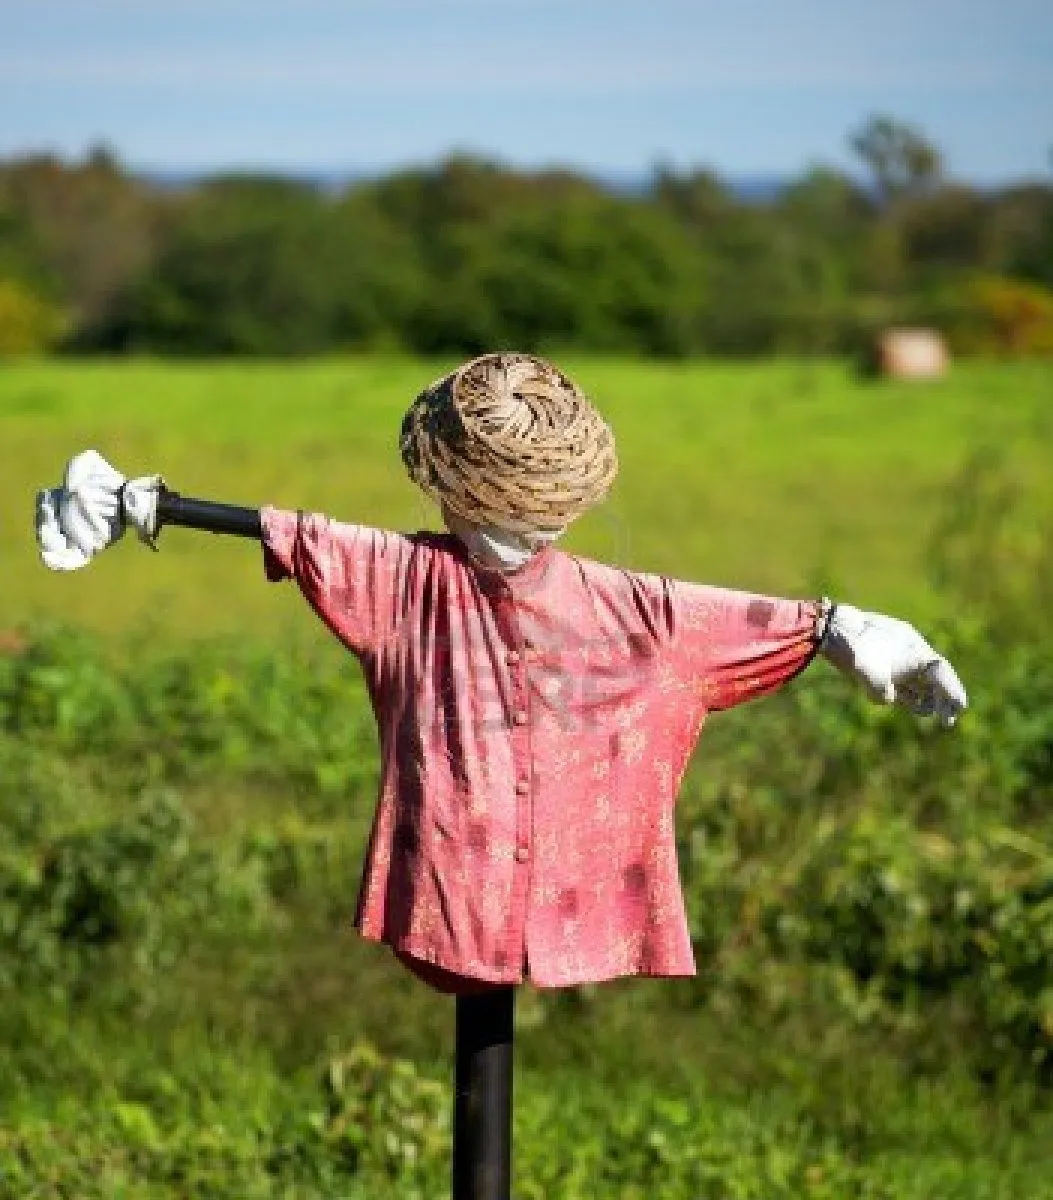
[262,508,822,992]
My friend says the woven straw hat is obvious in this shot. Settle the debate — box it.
[400,352,619,535]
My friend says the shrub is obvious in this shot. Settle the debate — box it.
[943,276,1053,356]
[0,771,271,996]
[0,277,64,356]
[1,618,1052,1077]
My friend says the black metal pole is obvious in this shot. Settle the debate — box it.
[454,988,515,1200]
[155,486,262,539]
[154,485,517,1197]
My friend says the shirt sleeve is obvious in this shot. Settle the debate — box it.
[260,506,414,661]
[665,579,824,712]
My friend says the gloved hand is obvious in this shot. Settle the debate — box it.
[819,603,968,727]
[36,449,163,572]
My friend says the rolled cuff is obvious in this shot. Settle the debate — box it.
[260,506,300,582]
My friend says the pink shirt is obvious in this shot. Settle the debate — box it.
[261,508,822,992]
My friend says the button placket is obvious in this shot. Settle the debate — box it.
[494,594,534,845]
[484,577,536,979]
[508,643,532,862]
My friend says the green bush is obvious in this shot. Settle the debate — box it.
[0,624,377,792]
[3,1029,1051,1197]
[1,615,1051,1078]
[923,275,1053,357]
[1,615,1052,1194]
[965,276,1053,355]
[4,145,1053,358]
[0,769,270,998]
[0,277,63,356]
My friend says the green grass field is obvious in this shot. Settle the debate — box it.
[2,356,1052,1197]
[4,356,1050,644]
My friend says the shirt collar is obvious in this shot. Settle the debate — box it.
[442,531,556,594]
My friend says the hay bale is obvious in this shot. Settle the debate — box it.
[874,328,949,379]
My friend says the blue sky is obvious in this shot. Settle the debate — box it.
[2,0,1051,180]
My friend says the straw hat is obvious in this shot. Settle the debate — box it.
[399,352,619,535]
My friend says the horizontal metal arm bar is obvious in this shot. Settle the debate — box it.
[155,487,262,539]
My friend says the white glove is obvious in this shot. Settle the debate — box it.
[35,449,163,572]
[819,603,968,727]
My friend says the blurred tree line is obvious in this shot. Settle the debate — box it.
[1,117,1051,358]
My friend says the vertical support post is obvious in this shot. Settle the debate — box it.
[453,987,515,1200]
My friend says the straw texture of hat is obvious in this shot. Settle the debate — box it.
[399,352,619,535]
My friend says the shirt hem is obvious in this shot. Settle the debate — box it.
[529,964,698,989]
[359,925,697,990]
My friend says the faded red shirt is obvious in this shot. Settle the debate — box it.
[262,508,822,992]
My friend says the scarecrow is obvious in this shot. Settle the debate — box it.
[36,351,967,996]
[36,352,967,1198]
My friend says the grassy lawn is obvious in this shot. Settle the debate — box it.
[3,356,1050,644]
[2,355,1052,1196]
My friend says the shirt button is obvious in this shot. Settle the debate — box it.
[513,710,529,726]
[506,650,521,666]
[515,846,530,863]
[515,779,530,795]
